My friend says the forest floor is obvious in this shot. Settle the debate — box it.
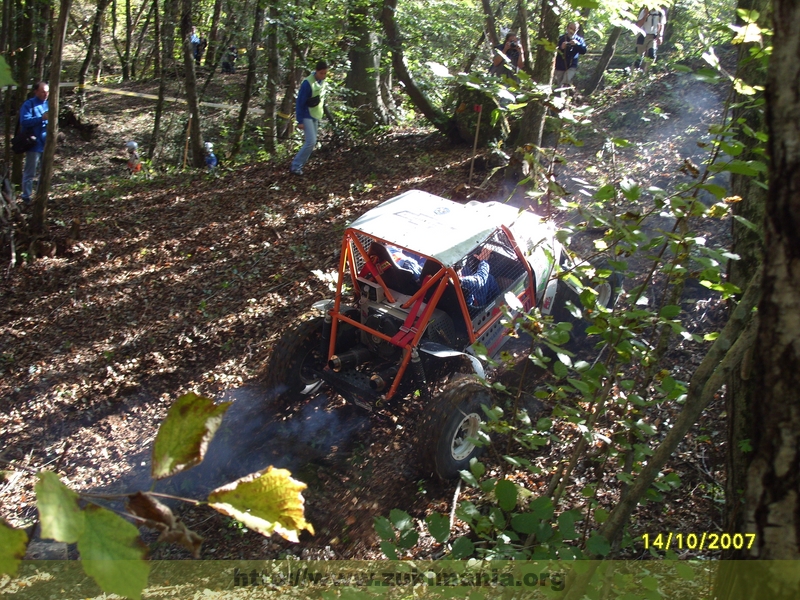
[1,64,733,563]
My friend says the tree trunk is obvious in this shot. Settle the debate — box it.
[180,0,204,168]
[345,2,388,130]
[583,25,621,96]
[31,0,69,235]
[153,0,160,77]
[131,0,155,79]
[205,0,222,67]
[504,0,557,195]
[722,0,771,561]
[33,1,50,82]
[230,0,264,158]
[262,0,278,152]
[278,48,299,141]
[151,0,178,161]
[77,0,111,110]
[12,0,34,188]
[517,0,530,72]
[480,0,497,46]
[380,0,450,135]
[742,0,800,571]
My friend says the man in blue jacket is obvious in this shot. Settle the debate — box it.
[19,82,49,206]
[553,23,587,89]
[290,60,329,176]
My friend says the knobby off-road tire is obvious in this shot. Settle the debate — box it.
[419,376,493,480]
[265,316,326,405]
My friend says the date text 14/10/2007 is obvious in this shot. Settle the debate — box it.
[642,532,756,552]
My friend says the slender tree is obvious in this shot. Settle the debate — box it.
[583,25,622,96]
[180,0,205,168]
[345,0,389,129]
[262,0,279,153]
[229,0,265,158]
[380,0,450,135]
[722,0,771,559]
[31,0,70,235]
[77,0,112,110]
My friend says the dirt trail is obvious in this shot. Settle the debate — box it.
[1,70,732,560]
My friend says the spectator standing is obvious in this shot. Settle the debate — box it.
[19,82,49,206]
[553,22,587,89]
[221,46,238,73]
[635,5,667,71]
[290,60,329,176]
[489,32,525,81]
[190,27,201,63]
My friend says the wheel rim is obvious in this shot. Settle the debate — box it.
[596,282,613,308]
[450,411,482,461]
[298,349,323,395]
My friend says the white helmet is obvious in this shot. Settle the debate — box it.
[204,142,214,153]
[126,141,138,151]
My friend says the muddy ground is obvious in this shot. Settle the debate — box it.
[1,66,733,562]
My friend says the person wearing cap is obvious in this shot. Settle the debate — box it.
[290,60,329,176]
[126,141,142,174]
[19,82,49,206]
[204,142,218,173]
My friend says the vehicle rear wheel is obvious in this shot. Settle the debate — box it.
[420,376,493,480]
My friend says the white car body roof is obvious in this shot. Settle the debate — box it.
[347,190,553,267]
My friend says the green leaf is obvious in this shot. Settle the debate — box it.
[36,471,85,543]
[151,393,231,479]
[558,510,580,540]
[398,528,419,549]
[511,513,540,535]
[636,419,657,436]
[389,509,414,532]
[732,214,760,233]
[659,305,682,319]
[78,504,149,600]
[380,541,399,559]
[593,184,616,201]
[0,519,28,576]
[529,496,554,521]
[594,508,609,524]
[374,516,395,542]
[620,177,641,201]
[207,466,314,542]
[425,513,450,544]
[469,458,486,479]
[553,360,568,379]
[0,55,16,87]
[450,536,474,559]
[495,480,518,512]
[567,378,592,396]
[675,561,695,580]
[586,532,611,556]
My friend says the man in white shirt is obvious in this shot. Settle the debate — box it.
[635,5,667,72]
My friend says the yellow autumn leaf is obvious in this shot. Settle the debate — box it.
[208,466,314,543]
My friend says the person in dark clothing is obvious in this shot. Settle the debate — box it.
[489,32,525,81]
[221,46,238,73]
[19,82,49,205]
[553,22,587,89]
[290,60,329,175]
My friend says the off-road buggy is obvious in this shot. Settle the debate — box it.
[266,190,619,479]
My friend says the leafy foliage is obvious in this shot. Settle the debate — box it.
[1,393,312,599]
[374,15,770,598]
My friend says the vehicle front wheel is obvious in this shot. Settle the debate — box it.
[265,316,326,404]
[420,376,493,480]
